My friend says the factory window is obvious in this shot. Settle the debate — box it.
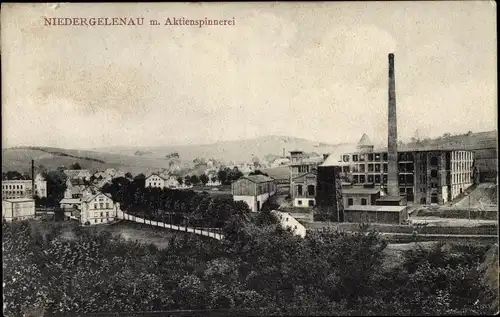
[298,200,302,206]
[297,185,303,196]
[348,198,353,206]
[368,175,374,183]
[106,203,109,209]
[353,175,359,183]
[368,164,374,172]
[343,155,350,162]
[406,163,414,172]
[383,175,388,183]
[375,164,381,172]
[383,164,388,173]
[94,203,97,209]
[406,174,414,184]
[375,174,381,183]
[361,198,367,205]
[431,170,438,178]
[100,212,103,217]
[407,188,414,195]
[359,165,365,173]
[399,163,406,172]
[308,200,314,207]
[375,153,380,161]
[368,154,374,161]
[430,157,438,166]
[400,187,406,194]
[359,154,365,162]
[353,155,358,162]
[307,185,315,196]
[360,175,366,183]
[399,175,405,183]
[100,203,104,209]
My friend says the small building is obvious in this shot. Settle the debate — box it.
[2,198,36,221]
[271,210,306,238]
[145,173,168,188]
[232,175,277,212]
[344,205,409,225]
[342,186,382,207]
[34,174,47,198]
[291,170,317,207]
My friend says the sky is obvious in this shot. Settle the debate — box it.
[1,2,497,149]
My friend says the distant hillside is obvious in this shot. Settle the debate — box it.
[91,135,356,164]
[1,146,176,176]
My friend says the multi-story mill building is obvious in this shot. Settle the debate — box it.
[337,134,476,205]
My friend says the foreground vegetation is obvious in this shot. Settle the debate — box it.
[3,213,497,316]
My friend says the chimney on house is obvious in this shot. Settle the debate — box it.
[387,53,399,197]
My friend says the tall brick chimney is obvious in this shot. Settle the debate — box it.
[387,53,399,197]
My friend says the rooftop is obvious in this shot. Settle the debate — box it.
[243,175,275,183]
[344,205,407,212]
[357,134,373,147]
[376,195,405,202]
[2,198,35,203]
[342,187,381,195]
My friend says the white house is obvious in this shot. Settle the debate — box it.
[231,175,277,212]
[80,189,120,225]
[145,173,167,188]
[271,210,306,238]
[34,173,47,198]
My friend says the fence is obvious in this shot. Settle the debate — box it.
[116,210,224,240]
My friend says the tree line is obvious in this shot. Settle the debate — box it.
[3,216,496,316]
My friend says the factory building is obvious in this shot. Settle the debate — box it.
[332,139,475,205]
[289,151,324,208]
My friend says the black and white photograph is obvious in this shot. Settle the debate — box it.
[1,2,498,316]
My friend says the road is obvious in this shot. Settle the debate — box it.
[454,183,497,208]
[410,216,498,227]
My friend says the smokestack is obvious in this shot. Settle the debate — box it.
[31,159,35,198]
[387,53,399,197]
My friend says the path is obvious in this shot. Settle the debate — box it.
[115,210,224,240]
[454,183,497,208]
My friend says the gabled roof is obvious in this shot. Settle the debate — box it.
[292,170,318,181]
[242,175,275,183]
[357,134,373,147]
[146,173,168,180]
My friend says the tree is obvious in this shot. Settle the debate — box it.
[199,174,209,186]
[211,176,218,183]
[176,176,184,186]
[125,172,133,179]
[190,175,200,186]
[69,162,82,170]
[217,169,228,185]
[184,176,192,187]
[4,171,23,180]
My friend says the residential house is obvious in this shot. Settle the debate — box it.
[232,175,277,212]
[34,174,47,198]
[291,170,318,207]
[145,173,180,189]
[80,188,120,225]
